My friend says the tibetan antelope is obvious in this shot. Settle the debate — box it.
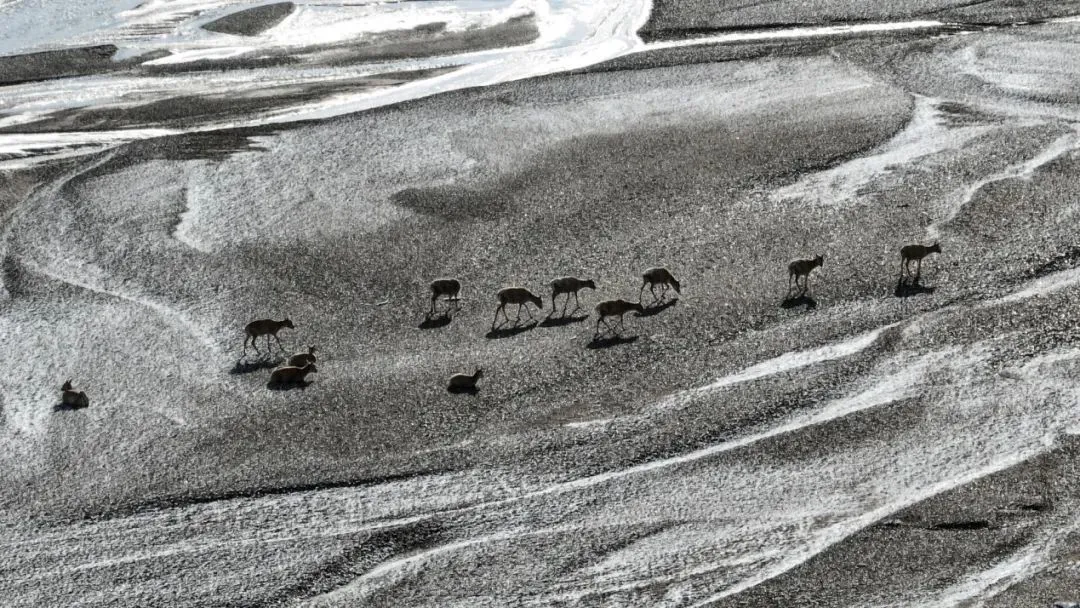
[788,255,823,294]
[640,267,680,304]
[550,276,595,315]
[243,318,294,355]
[429,278,461,316]
[268,362,317,386]
[900,242,941,279]
[60,380,89,409]
[594,299,644,337]
[492,287,543,328]
[447,369,483,393]
[287,345,317,368]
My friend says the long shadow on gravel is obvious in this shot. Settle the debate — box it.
[587,335,639,349]
[894,278,936,298]
[486,321,538,339]
[230,357,284,374]
[540,314,589,327]
[418,314,453,330]
[781,294,818,310]
[928,519,991,531]
[638,299,678,317]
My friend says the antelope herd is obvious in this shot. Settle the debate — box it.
[59,242,942,405]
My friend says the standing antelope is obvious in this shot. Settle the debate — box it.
[243,318,294,355]
[550,276,596,315]
[788,255,823,294]
[268,362,317,386]
[447,369,483,393]
[287,345,317,368]
[594,299,644,337]
[429,278,461,316]
[900,242,941,279]
[60,380,89,409]
[640,267,680,304]
[492,287,543,328]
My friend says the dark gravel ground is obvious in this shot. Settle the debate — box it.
[201,2,296,37]
[640,0,1080,41]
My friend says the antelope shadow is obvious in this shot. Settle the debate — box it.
[486,321,538,339]
[781,294,818,310]
[638,299,678,317]
[894,277,936,298]
[418,314,453,330]
[230,356,284,375]
[540,313,589,327]
[587,334,639,349]
[928,519,990,531]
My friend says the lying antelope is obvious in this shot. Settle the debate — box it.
[269,362,317,386]
[244,318,294,355]
[788,255,823,294]
[550,276,596,315]
[900,242,941,279]
[287,345,317,368]
[60,380,89,409]
[429,278,461,316]
[447,369,483,393]
[640,267,680,304]
[594,299,644,337]
[493,287,543,328]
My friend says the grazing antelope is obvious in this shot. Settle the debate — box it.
[550,276,596,315]
[594,299,644,337]
[492,287,543,328]
[429,278,461,316]
[640,267,680,303]
[287,345,317,368]
[900,242,941,279]
[243,318,294,355]
[268,362,317,386]
[447,369,483,392]
[60,380,89,409]
[788,255,823,294]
